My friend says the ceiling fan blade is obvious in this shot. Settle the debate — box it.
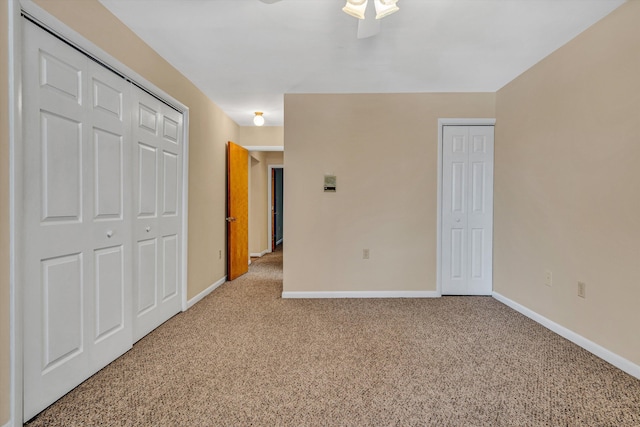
[356,0,381,39]
[357,17,381,39]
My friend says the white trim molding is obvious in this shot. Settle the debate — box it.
[250,249,269,258]
[438,118,496,126]
[282,291,440,299]
[436,118,496,296]
[9,0,23,425]
[186,276,227,309]
[493,292,640,380]
[243,145,284,152]
[180,110,190,312]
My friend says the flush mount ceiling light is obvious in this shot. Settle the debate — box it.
[374,0,399,19]
[253,112,265,126]
[343,0,399,20]
[342,0,368,19]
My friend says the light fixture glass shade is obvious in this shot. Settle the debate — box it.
[254,112,265,126]
[343,0,368,19]
[374,0,399,19]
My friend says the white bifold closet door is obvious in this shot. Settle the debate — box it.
[22,22,133,419]
[132,89,183,342]
[22,20,183,420]
[441,125,494,296]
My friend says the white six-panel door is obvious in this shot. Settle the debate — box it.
[132,90,183,342]
[22,22,133,419]
[22,21,183,420]
[441,126,494,295]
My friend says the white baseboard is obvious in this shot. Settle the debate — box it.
[282,291,440,299]
[493,292,640,380]
[276,238,283,246]
[3,420,11,427]
[187,276,227,309]
[242,145,284,152]
[250,249,269,258]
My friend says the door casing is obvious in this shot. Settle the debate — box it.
[436,118,496,296]
[267,164,284,253]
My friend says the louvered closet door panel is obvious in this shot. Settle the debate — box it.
[22,22,133,420]
[132,89,183,341]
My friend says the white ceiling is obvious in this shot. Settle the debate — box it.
[99,0,624,126]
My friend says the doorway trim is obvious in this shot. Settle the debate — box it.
[436,118,496,296]
[267,164,284,253]
[9,2,190,425]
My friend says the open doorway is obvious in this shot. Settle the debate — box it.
[268,165,284,252]
[248,151,283,259]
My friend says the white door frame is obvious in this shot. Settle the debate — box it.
[267,165,284,252]
[436,118,496,296]
[8,2,190,425]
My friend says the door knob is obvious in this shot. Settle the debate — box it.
[226,217,236,222]
[145,226,151,232]
[455,218,461,223]
[106,230,114,238]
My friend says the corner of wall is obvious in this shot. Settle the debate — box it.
[493,1,640,366]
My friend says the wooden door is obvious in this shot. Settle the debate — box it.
[441,126,494,295]
[227,142,249,280]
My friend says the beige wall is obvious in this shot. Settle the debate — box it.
[249,150,283,255]
[1,0,10,422]
[283,93,495,293]
[494,2,640,365]
[239,126,284,148]
[31,0,239,300]
[265,151,284,166]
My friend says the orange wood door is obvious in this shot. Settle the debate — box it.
[227,141,249,280]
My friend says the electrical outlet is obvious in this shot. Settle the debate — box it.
[544,270,553,287]
[578,282,586,298]
[363,249,370,259]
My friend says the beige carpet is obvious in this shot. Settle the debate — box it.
[27,246,640,426]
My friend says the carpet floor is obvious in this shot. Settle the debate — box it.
[26,246,640,426]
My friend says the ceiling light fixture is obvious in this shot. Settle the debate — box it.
[253,112,265,126]
[342,0,399,20]
[374,0,399,19]
[342,0,368,19]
